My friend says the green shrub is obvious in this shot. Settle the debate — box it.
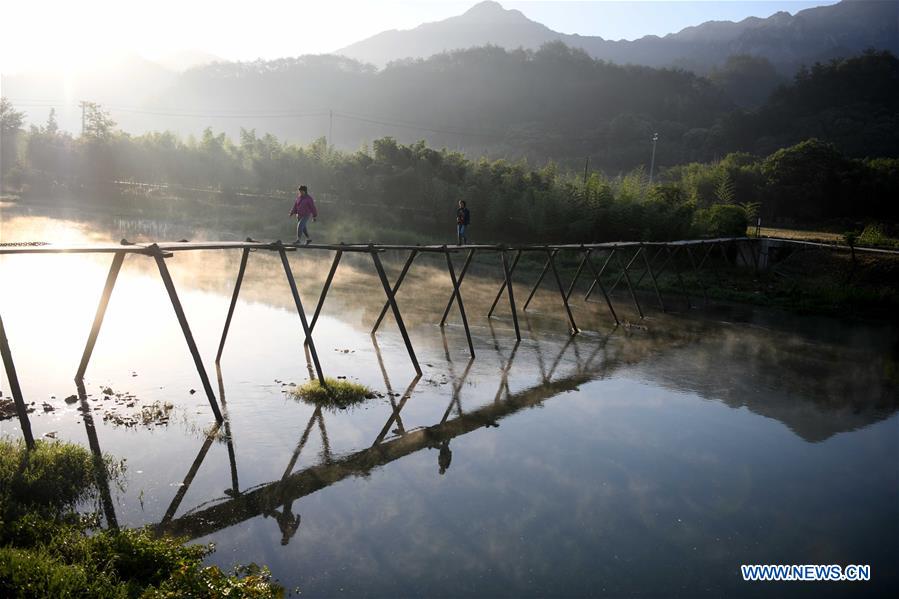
[692,204,749,237]
[291,377,373,410]
[0,439,97,520]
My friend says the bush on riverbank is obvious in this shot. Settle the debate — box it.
[0,439,283,598]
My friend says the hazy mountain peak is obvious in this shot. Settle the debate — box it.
[460,1,528,23]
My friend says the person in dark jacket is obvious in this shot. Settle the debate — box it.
[456,200,470,245]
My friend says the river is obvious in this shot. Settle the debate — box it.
[1,200,897,597]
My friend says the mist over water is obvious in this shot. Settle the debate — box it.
[1,203,897,597]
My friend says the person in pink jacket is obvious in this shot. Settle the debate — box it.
[289,185,318,245]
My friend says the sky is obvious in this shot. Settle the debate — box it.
[0,0,839,74]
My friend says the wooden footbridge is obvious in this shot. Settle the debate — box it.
[1,236,759,449]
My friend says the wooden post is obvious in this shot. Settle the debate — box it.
[153,250,224,423]
[500,250,521,341]
[0,313,34,450]
[440,248,474,326]
[488,249,522,318]
[583,250,619,325]
[547,249,579,333]
[564,250,589,301]
[632,246,665,288]
[605,247,642,295]
[372,249,418,334]
[76,251,125,380]
[160,427,219,525]
[616,248,644,318]
[278,248,326,385]
[370,248,422,375]
[444,247,475,358]
[641,244,666,311]
[523,251,553,311]
[584,248,616,301]
[216,247,250,363]
[309,249,343,335]
[215,364,240,496]
[76,380,118,527]
[373,374,420,445]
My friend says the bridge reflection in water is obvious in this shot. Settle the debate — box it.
[75,329,613,544]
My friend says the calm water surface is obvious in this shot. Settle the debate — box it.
[1,206,897,597]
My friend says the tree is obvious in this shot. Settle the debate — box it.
[1,97,26,179]
[80,101,116,140]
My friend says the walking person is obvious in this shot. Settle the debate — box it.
[456,200,470,245]
[290,185,318,245]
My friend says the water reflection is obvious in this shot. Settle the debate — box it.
[3,208,898,596]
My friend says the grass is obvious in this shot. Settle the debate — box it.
[0,438,283,598]
[290,377,374,410]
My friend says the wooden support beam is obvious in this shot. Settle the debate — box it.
[444,247,475,358]
[523,251,553,311]
[584,248,616,302]
[278,248,326,385]
[632,246,665,289]
[605,246,642,295]
[160,426,219,525]
[564,250,589,301]
[153,251,224,423]
[582,250,619,325]
[76,380,118,528]
[372,249,418,334]
[640,244,666,311]
[500,250,521,341]
[616,247,644,319]
[370,248,422,375]
[547,249,579,333]
[373,374,421,445]
[76,251,125,380]
[0,313,35,450]
[215,365,240,496]
[439,248,474,326]
[488,249,522,318]
[216,247,250,364]
[309,249,343,335]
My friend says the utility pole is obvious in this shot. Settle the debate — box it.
[648,132,659,186]
[583,156,589,186]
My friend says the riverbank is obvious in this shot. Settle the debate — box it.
[0,438,283,597]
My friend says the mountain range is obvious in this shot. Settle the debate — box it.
[337,0,898,73]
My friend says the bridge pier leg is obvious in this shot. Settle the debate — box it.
[440,248,474,326]
[586,250,621,325]
[500,250,521,341]
[370,248,422,375]
[641,244,666,311]
[617,248,644,319]
[76,250,125,380]
[0,313,34,450]
[76,380,118,527]
[632,246,665,289]
[547,249,579,333]
[216,247,250,363]
[309,249,343,336]
[154,251,224,423]
[605,246,642,295]
[279,248,326,385]
[488,249,522,318]
[444,247,475,359]
[523,250,553,311]
[372,249,418,334]
[565,250,589,301]
[584,248,616,302]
